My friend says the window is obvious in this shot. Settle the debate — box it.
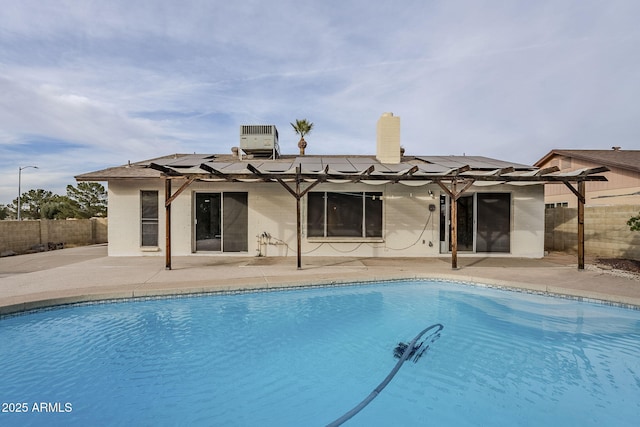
[307,192,382,238]
[141,191,159,247]
[545,202,569,209]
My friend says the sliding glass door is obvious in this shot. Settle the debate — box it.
[476,193,510,253]
[195,192,247,252]
[440,193,511,253]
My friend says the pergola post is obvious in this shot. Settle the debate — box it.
[451,181,458,269]
[296,166,302,270]
[577,180,586,270]
[563,179,589,270]
[437,177,474,269]
[165,178,172,270]
[159,177,195,271]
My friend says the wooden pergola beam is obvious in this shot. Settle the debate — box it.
[150,162,609,272]
[391,165,419,183]
[534,165,560,176]
[154,169,607,183]
[165,178,195,207]
[150,163,182,176]
[199,163,236,181]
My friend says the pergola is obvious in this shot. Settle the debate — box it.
[148,157,608,271]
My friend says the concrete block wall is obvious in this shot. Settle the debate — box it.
[545,205,640,259]
[42,218,108,246]
[0,219,108,254]
[94,218,108,243]
[0,221,42,254]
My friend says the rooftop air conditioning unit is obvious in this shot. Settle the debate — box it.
[240,125,280,158]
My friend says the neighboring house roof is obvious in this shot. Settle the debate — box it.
[534,149,640,173]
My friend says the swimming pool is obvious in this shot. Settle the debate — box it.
[1,280,639,426]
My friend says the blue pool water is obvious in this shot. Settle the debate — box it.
[1,280,639,426]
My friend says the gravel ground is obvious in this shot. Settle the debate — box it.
[592,258,640,280]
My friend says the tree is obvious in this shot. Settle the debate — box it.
[628,212,640,231]
[6,182,107,220]
[66,182,107,218]
[41,195,79,219]
[0,204,9,220]
[16,189,56,219]
[290,119,314,155]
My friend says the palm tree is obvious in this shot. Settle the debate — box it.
[290,119,314,155]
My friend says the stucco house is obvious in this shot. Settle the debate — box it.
[534,148,640,208]
[76,114,607,268]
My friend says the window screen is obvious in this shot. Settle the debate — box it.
[327,192,363,237]
[307,192,382,238]
[222,192,248,252]
[307,192,325,237]
[364,193,383,237]
[141,191,159,247]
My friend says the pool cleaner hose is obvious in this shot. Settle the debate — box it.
[326,323,443,427]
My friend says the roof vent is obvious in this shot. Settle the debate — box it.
[240,125,280,158]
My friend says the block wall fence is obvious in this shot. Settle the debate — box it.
[545,205,640,259]
[1,208,638,260]
[0,218,108,255]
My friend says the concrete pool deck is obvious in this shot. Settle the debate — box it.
[1,244,639,315]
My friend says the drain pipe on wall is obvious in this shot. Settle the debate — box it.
[256,232,289,257]
[256,232,272,257]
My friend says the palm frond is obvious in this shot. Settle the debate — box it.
[290,119,314,138]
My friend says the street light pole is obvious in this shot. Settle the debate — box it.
[18,165,38,221]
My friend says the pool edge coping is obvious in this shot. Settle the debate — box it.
[2,272,639,318]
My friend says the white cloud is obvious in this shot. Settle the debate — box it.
[0,0,639,205]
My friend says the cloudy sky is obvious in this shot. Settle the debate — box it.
[1,0,639,205]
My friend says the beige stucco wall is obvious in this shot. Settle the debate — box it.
[107,179,545,258]
[545,204,640,259]
[107,179,163,256]
[0,218,107,254]
[511,184,546,258]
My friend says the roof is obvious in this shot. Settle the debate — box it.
[534,149,640,173]
[76,153,535,181]
[75,152,607,185]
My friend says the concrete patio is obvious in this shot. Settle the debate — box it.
[1,244,639,315]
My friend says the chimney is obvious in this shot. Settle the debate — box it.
[376,112,401,164]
